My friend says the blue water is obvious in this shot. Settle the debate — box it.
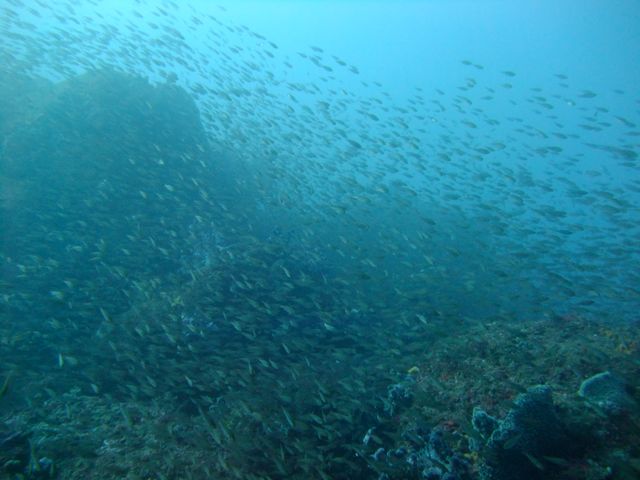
[1,1,639,479]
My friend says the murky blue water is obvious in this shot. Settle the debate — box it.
[1,1,639,479]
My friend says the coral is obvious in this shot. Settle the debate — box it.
[385,377,415,416]
[475,385,571,480]
[471,408,498,440]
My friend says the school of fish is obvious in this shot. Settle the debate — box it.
[0,0,639,479]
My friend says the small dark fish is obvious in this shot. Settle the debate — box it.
[542,456,571,467]
[0,372,12,400]
[502,432,523,449]
[579,90,597,98]
[524,452,545,471]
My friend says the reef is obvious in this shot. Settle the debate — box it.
[1,68,639,480]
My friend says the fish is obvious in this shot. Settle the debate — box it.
[0,372,12,400]
[1,2,638,478]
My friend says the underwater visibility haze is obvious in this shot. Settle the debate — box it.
[0,1,639,479]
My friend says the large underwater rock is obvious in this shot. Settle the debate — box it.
[0,69,218,323]
[1,69,210,180]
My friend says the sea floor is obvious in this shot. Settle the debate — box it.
[2,315,638,480]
